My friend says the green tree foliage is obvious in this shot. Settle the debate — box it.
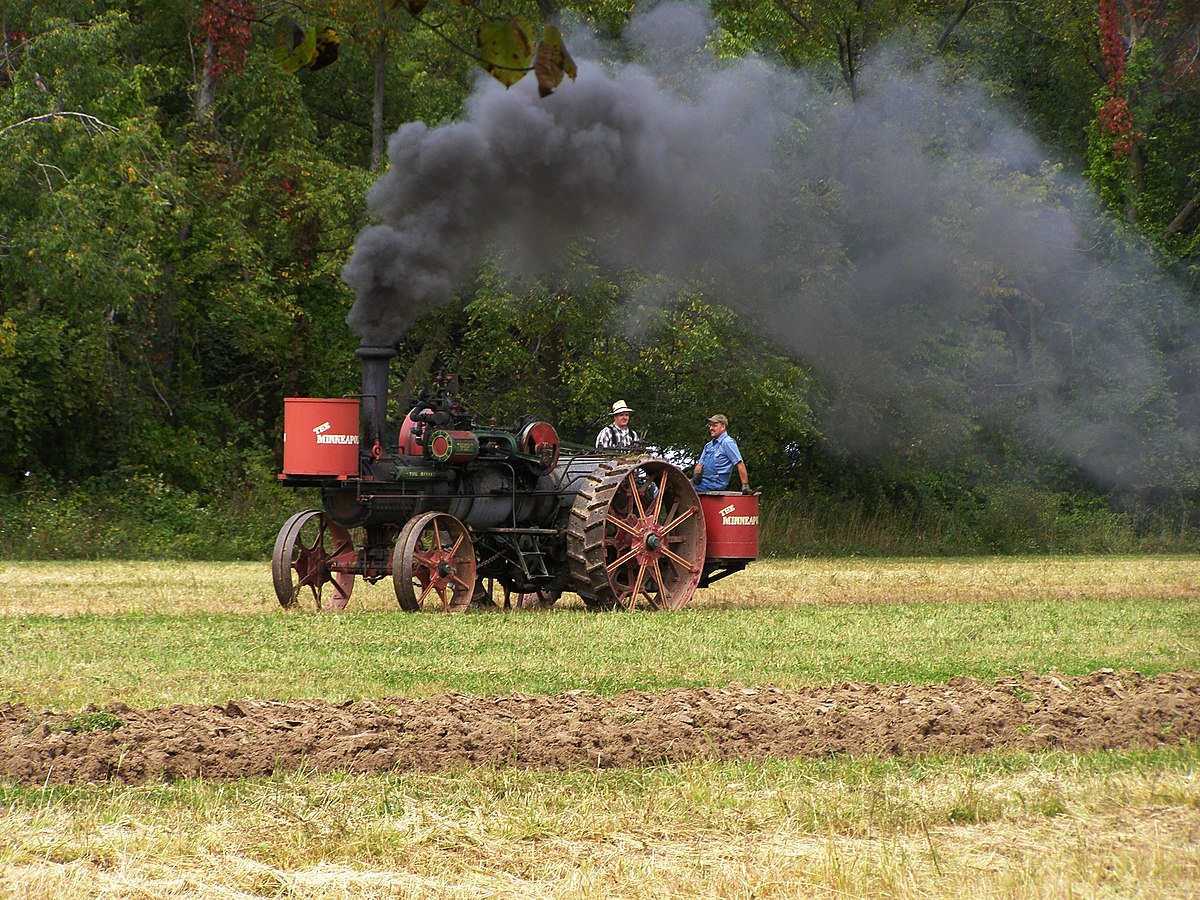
[0,9,181,481]
[399,264,817,492]
[0,0,1197,556]
[0,3,372,495]
[1086,0,1200,271]
[923,0,1100,158]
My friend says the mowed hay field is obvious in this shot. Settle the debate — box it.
[1,556,1199,898]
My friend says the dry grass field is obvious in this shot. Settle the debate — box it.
[1,556,1198,898]
[4,555,1200,615]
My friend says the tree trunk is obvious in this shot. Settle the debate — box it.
[371,34,388,171]
[1125,141,1147,224]
[837,29,858,102]
[1165,185,1200,237]
[194,39,216,124]
[934,0,976,51]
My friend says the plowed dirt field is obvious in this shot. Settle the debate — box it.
[3,669,1197,785]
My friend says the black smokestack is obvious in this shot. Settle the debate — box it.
[355,344,395,451]
[341,1,1200,493]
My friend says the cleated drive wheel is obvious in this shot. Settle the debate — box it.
[272,510,356,611]
[393,512,477,612]
[567,458,706,610]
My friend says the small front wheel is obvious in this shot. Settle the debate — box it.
[271,510,356,610]
[392,512,477,612]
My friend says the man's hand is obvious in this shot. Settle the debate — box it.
[741,484,753,494]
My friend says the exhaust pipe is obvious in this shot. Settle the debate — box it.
[355,344,396,452]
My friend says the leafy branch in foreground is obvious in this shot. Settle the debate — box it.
[391,0,576,95]
[270,0,576,96]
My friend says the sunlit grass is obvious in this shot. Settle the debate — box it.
[2,748,1197,899]
[1,557,1197,897]
[5,556,1200,617]
[1,558,1198,709]
[0,601,1195,709]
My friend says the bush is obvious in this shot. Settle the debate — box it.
[0,465,298,560]
[963,488,1135,554]
[2,469,1196,561]
[758,484,1181,557]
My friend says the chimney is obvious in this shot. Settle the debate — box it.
[355,344,396,451]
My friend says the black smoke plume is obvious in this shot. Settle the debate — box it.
[342,1,1200,492]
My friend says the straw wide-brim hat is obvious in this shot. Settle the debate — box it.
[611,401,634,415]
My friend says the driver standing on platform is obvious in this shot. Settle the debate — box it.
[691,414,751,493]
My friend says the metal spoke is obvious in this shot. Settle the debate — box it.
[650,558,670,609]
[606,513,640,538]
[661,546,694,570]
[652,470,669,519]
[660,505,697,535]
[418,581,438,607]
[629,562,648,607]
[627,472,647,518]
[605,547,640,573]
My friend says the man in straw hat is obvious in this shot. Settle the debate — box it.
[691,414,752,493]
[596,400,640,449]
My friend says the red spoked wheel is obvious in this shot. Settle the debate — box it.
[568,459,706,610]
[393,512,477,612]
[272,510,356,611]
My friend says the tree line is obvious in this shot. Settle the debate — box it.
[1,0,1198,558]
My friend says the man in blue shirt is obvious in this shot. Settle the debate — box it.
[691,414,752,493]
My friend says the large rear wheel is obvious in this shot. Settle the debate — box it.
[393,512,477,612]
[567,458,706,610]
[271,510,356,611]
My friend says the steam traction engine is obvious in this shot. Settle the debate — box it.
[272,345,758,611]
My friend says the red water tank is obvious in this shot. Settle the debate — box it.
[699,493,760,560]
[282,398,360,476]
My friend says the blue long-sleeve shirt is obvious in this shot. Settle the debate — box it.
[696,432,742,492]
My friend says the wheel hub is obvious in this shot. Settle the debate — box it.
[627,522,666,564]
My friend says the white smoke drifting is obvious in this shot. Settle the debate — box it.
[342,1,1200,491]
